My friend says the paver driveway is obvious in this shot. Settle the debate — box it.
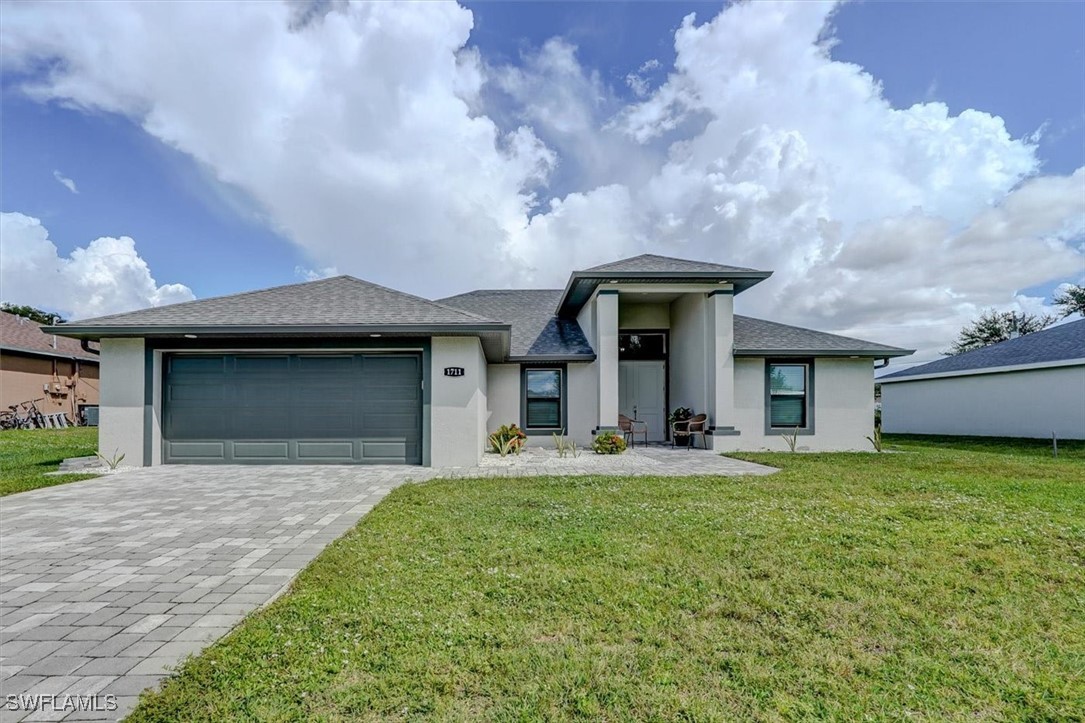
[0,466,431,721]
[0,450,773,721]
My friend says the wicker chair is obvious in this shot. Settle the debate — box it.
[671,413,708,449]
[618,414,649,448]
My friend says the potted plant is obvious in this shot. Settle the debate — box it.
[668,406,694,445]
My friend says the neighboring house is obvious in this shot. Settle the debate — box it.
[1,311,100,422]
[880,319,1085,440]
[49,254,911,466]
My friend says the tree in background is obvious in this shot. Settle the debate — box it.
[948,309,1056,355]
[0,303,66,325]
[1052,284,1085,318]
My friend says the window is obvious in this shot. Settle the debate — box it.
[524,368,563,429]
[768,363,809,429]
[619,333,666,360]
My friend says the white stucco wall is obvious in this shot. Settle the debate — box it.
[714,357,876,452]
[99,338,146,466]
[669,293,706,414]
[881,364,1085,439]
[430,337,488,466]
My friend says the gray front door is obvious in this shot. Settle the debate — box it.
[163,353,422,464]
[619,360,666,441]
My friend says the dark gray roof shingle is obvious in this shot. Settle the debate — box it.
[438,290,594,359]
[733,315,912,357]
[584,254,760,274]
[880,318,1085,380]
[53,276,498,330]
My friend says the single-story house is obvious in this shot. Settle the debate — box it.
[880,318,1085,440]
[1,310,100,423]
[49,254,912,466]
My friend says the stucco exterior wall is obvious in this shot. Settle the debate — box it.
[0,352,100,421]
[486,363,520,435]
[882,364,1085,439]
[668,293,707,414]
[567,361,598,445]
[714,357,875,452]
[430,336,488,466]
[99,338,146,465]
[619,302,670,329]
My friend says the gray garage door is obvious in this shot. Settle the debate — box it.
[163,353,422,464]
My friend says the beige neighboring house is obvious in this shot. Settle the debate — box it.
[1,311,100,422]
[48,254,913,467]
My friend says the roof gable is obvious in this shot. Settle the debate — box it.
[584,254,761,274]
[880,318,1085,380]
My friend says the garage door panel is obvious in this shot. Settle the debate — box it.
[169,383,226,402]
[170,356,225,374]
[168,441,226,460]
[234,356,289,373]
[167,410,227,439]
[233,442,290,460]
[231,410,291,438]
[297,441,355,460]
[164,352,422,465]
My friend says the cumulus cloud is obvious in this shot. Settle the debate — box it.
[2,0,1082,359]
[294,265,340,281]
[0,212,194,320]
[52,170,78,194]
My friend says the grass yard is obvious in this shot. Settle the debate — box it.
[130,436,1084,722]
[0,427,99,497]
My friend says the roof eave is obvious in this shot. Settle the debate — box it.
[506,353,597,363]
[555,270,773,317]
[0,344,100,363]
[45,323,512,340]
[734,348,915,358]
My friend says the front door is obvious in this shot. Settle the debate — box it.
[619,360,666,442]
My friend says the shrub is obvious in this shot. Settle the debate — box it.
[592,432,627,455]
[488,424,526,456]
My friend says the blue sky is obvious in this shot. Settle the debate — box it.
[1,1,1082,359]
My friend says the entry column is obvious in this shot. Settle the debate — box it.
[596,290,620,430]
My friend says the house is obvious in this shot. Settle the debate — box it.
[48,254,912,466]
[1,310,100,423]
[880,318,1085,440]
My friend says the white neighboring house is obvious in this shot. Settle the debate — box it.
[49,254,913,467]
[880,319,1085,440]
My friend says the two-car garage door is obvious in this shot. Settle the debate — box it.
[163,353,422,464]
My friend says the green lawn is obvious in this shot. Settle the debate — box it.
[0,427,100,496]
[129,436,1085,722]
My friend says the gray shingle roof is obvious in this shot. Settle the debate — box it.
[584,254,761,274]
[733,315,912,357]
[51,276,499,332]
[438,290,594,359]
[880,318,1085,380]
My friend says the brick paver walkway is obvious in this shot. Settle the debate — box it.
[0,451,773,721]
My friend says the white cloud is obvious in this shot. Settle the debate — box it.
[2,0,1082,359]
[52,170,78,194]
[294,265,339,281]
[0,212,194,320]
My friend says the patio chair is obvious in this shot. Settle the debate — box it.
[618,414,649,448]
[671,413,708,449]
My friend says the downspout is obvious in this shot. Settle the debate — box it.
[875,357,890,369]
[81,339,99,356]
